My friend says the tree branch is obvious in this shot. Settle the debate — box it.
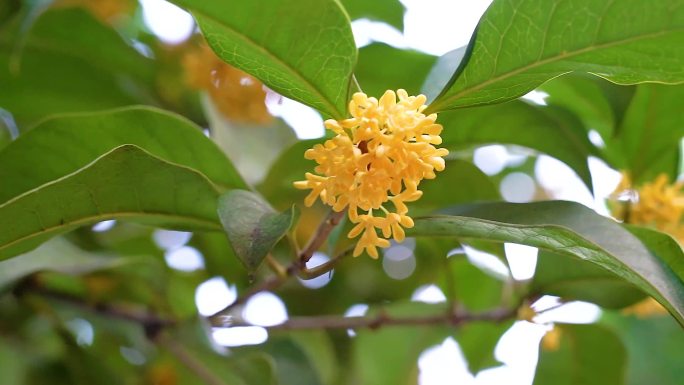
[298,209,346,264]
[15,280,174,329]
[226,307,516,331]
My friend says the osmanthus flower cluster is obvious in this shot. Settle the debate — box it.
[612,173,684,242]
[294,90,449,258]
[183,43,272,124]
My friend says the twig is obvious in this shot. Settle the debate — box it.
[231,307,516,331]
[156,335,230,385]
[16,281,174,329]
[209,246,354,326]
[298,210,346,264]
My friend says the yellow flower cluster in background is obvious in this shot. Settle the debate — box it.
[612,172,684,242]
[294,90,448,258]
[182,43,272,125]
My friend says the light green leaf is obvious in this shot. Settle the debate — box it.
[437,101,595,189]
[170,0,357,119]
[625,225,684,286]
[0,8,155,127]
[533,251,646,308]
[428,0,684,112]
[408,201,684,326]
[355,43,436,97]
[258,139,322,210]
[612,84,684,184]
[0,145,223,260]
[339,0,405,31]
[533,324,626,385]
[0,106,245,204]
[421,47,467,102]
[217,190,297,271]
[0,238,125,292]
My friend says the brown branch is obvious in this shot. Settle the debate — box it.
[234,307,517,331]
[298,209,346,264]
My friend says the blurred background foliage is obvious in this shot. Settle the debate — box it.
[1,0,683,384]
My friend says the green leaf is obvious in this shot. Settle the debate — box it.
[533,251,646,308]
[533,324,626,385]
[0,8,155,126]
[438,101,595,189]
[170,0,357,119]
[339,0,405,31]
[602,311,684,385]
[625,225,684,286]
[0,145,222,260]
[456,321,513,373]
[217,190,297,271]
[258,139,322,209]
[428,0,684,112]
[259,337,323,385]
[0,238,125,292]
[353,302,451,385]
[355,43,436,97]
[416,160,500,214]
[611,84,684,184]
[0,106,245,204]
[421,47,467,102]
[538,74,617,138]
[408,201,684,326]
[443,255,507,311]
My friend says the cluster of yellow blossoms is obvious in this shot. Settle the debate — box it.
[294,90,448,258]
[183,43,272,124]
[612,172,684,242]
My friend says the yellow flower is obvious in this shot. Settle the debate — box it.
[294,90,448,258]
[612,172,684,242]
[621,297,668,318]
[182,43,272,124]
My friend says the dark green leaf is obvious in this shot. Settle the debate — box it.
[456,321,513,373]
[340,0,405,30]
[416,159,500,214]
[260,337,323,385]
[602,311,684,385]
[533,324,626,385]
[0,145,222,260]
[0,8,155,126]
[625,225,684,287]
[612,84,684,183]
[355,43,436,97]
[539,74,617,138]
[428,0,684,112]
[353,302,451,385]
[170,0,357,118]
[408,201,684,326]
[0,106,245,204]
[217,190,297,271]
[533,251,646,308]
[438,101,595,189]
